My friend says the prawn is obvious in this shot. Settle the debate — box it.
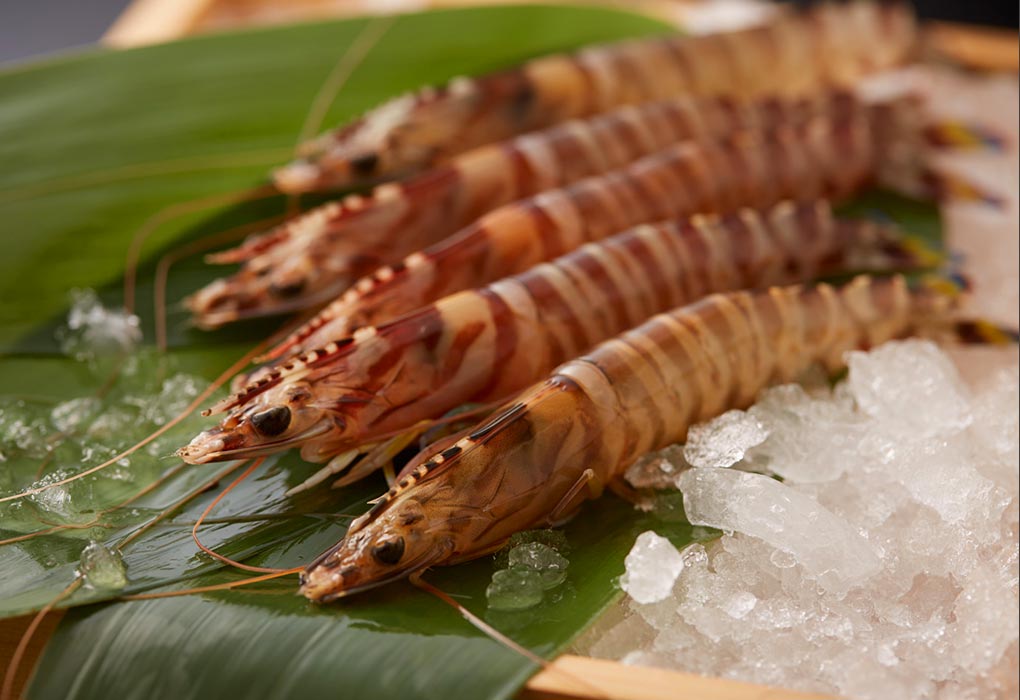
[177,201,937,486]
[265,97,977,360]
[275,1,916,192]
[296,274,1018,601]
[188,90,862,327]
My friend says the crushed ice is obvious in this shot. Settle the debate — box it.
[682,410,769,469]
[487,531,570,611]
[620,532,685,604]
[582,340,1019,699]
[2,289,212,524]
[56,288,141,361]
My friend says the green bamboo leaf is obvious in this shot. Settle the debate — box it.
[0,4,941,699]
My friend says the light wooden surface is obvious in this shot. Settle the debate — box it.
[0,612,63,700]
[926,21,1019,72]
[522,655,834,700]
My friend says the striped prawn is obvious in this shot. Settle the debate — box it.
[177,200,937,487]
[189,91,863,327]
[260,96,987,362]
[296,275,1018,601]
[276,1,916,192]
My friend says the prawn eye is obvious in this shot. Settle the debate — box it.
[350,152,379,176]
[269,279,306,298]
[250,406,291,436]
[371,537,404,565]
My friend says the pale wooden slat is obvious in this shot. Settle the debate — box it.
[521,655,836,700]
[926,21,1019,72]
[103,0,220,48]
[0,612,64,700]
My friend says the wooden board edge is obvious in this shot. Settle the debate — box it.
[103,0,219,48]
[521,654,836,700]
[926,21,1019,72]
[0,611,64,700]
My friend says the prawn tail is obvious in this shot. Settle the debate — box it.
[884,168,1003,208]
[869,231,944,272]
[925,120,1007,151]
[926,170,1003,207]
[911,274,1019,346]
[952,319,1020,346]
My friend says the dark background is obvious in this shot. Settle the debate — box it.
[1,0,1018,65]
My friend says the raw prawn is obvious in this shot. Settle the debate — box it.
[189,91,861,327]
[266,97,967,360]
[275,1,916,191]
[177,201,936,486]
[296,275,1017,601]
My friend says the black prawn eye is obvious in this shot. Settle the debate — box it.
[350,152,379,177]
[371,537,405,565]
[269,279,306,299]
[250,406,291,437]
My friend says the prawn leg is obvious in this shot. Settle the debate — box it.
[546,468,602,526]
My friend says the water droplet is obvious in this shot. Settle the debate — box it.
[486,567,544,611]
[508,542,569,590]
[77,541,128,591]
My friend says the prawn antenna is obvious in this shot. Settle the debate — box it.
[154,212,291,351]
[123,184,281,315]
[410,573,610,700]
[190,457,302,574]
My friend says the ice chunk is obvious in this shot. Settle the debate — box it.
[951,562,1019,673]
[77,541,128,591]
[487,533,570,610]
[744,384,866,483]
[486,567,543,611]
[887,437,1003,526]
[678,469,882,595]
[588,612,655,660]
[508,542,568,590]
[493,529,568,568]
[722,591,758,619]
[139,373,206,424]
[846,340,972,435]
[625,445,690,489]
[682,410,769,469]
[50,397,101,434]
[968,366,1020,490]
[57,288,141,361]
[620,531,685,604]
